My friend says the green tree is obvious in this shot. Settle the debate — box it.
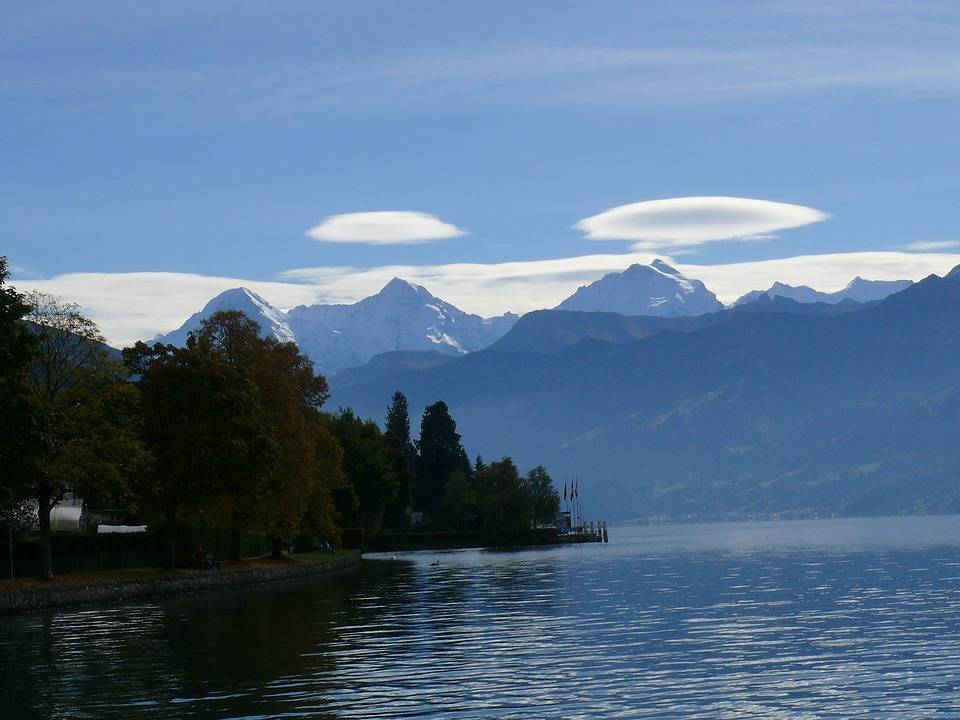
[123,340,250,568]
[434,470,476,530]
[252,339,336,556]
[195,311,278,561]
[24,292,147,578]
[382,391,415,529]
[301,413,344,547]
[329,409,395,530]
[415,401,470,515]
[524,466,561,527]
[474,454,487,474]
[0,258,35,514]
[474,457,534,536]
[385,391,415,459]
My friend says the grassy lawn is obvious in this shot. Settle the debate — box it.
[289,549,356,563]
[0,566,190,592]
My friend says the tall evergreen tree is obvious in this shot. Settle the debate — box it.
[385,391,413,455]
[383,391,416,528]
[415,401,470,515]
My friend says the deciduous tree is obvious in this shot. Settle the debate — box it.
[524,466,561,527]
[24,292,147,578]
[475,458,534,535]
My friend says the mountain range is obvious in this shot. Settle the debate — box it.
[330,267,960,521]
[733,277,912,306]
[159,260,912,377]
[153,259,952,520]
[157,278,518,375]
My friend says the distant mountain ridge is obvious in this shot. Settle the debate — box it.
[734,277,912,306]
[156,279,518,375]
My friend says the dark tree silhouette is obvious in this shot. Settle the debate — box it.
[415,401,470,515]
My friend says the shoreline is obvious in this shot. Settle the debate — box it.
[0,551,362,617]
[367,528,562,552]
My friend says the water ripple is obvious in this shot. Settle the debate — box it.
[5,517,960,717]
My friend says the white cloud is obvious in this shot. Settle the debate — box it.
[575,197,829,250]
[20,251,960,347]
[283,250,959,313]
[680,252,957,302]
[896,240,960,251]
[306,211,467,245]
[15,272,324,349]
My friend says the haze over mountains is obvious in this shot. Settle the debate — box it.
[734,277,913,306]
[330,266,960,521]
[159,260,912,376]
[155,258,960,521]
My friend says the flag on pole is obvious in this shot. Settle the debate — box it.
[573,479,578,499]
[563,481,567,502]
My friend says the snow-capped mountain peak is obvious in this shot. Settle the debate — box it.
[156,279,518,376]
[156,287,294,346]
[555,260,724,317]
[288,279,516,372]
[375,277,424,301]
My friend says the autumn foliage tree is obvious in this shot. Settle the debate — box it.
[125,310,341,566]
[22,292,147,578]
[124,340,245,568]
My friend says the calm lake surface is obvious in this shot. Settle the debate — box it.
[4,516,960,718]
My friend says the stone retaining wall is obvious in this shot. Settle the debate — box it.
[0,552,361,616]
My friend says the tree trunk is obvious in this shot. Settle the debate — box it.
[164,505,177,570]
[230,527,241,563]
[270,537,283,559]
[38,489,53,580]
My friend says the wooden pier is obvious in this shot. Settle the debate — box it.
[557,513,608,543]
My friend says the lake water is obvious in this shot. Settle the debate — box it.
[4,516,960,718]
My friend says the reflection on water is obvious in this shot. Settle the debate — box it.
[4,516,960,718]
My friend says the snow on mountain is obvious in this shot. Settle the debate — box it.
[733,277,912,306]
[287,278,517,374]
[156,287,295,346]
[555,259,724,317]
[156,279,518,376]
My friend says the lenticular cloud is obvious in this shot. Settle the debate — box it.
[575,196,829,248]
[306,211,468,244]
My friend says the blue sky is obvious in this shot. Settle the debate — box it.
[5,1,960,344]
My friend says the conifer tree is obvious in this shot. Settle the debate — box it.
[383,391,416,527]
[415,401,470,515]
